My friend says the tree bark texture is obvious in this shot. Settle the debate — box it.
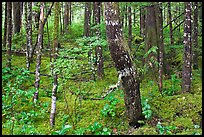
[140,7,145,37]
[84,2,91,37]
[13,2,21,34]
[25,2,33,70]
[128,6,132,50]
[3,2,8,48]
[168,2,174,45]
[182,2,192,93]
[155,2,164,94]
[193,2,198,69]
[50,2,59,127]
[34,2,45,103]
[94,2,104,79]
[104,2,142,127]
[7,2,12,69]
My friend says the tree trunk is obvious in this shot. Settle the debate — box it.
[13,2,21,34]
[128,6,132,50]
[125,4,128,28]
[34,2,45,103]
[3,2,8,48]
[64,2,69,33]
[69,2,72,26]
[140,7,145,37]
[59,2,63,34]
[94,2,104,79]
[182,2,192,93]
[25,2,33,70]
[104,2,142,127]
[168,2,174,45]
[50,2,59,127]
[193,2,198,69]
[7,2,12,69]
[156,2,164,94]
[84,2,91,37]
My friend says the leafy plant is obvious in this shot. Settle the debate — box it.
[87,122,111,135]
[51,125,72,135]
[141,97,152,120]
[156,122,176,135]
[163,74,181,96]
[101,94,119,117]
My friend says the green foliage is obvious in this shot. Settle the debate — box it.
[163,74,181,96]
[87,122,111,135]
[51,125,72,135]
[2,67,49,135]
[156,122,177,135]
[141,97,152,120]
[101,94,119,117]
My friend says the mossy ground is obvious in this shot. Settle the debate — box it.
[2,40,202,135]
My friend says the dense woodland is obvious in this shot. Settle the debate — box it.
[2,2,202,135]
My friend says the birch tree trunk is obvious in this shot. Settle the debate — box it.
[104,2,142,127]
[3,2,8,48]
[50,2,59,127]
[34,2,45,103]
[25,2,33,70]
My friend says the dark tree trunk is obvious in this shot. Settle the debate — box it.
[94,2,104,79]
[84,2,91,37]
[7,2,12,69]
[193,2,198,69]
[145,3,164,95]
[104,2,142,127]
[140,7,145,37]
[13,2,21,34]
[182,2,192,93]
[125,4,128,28]
[69,2,72,26]
[128,6,132,50]
[59,2,63,34]
[144,5,157,64]
[168,2,173,45]
[133,9,136,26]
[3,2,8,48]
[50,2,59,127]
[64,2,69,33]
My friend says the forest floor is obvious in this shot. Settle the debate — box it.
[2,39,202,135]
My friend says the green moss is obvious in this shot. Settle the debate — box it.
[131,125,158,135]
[171,117,194,130]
